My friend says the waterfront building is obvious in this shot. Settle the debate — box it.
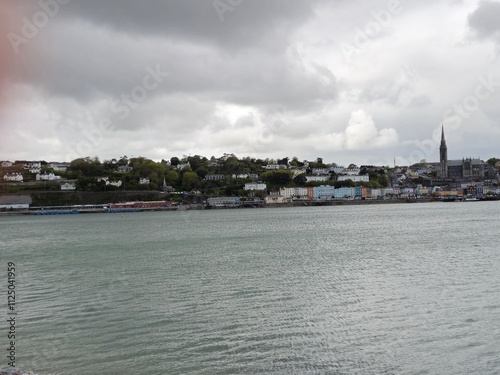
[307,187,314,200]
[334,187,355,199]
[354,186,367,199]
[279,187,308,199]
[313,185,335,200]
[0,195,31,209]
[207,197,241,207]
[264,195,287,204]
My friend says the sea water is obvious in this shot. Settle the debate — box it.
[1,202,499,374]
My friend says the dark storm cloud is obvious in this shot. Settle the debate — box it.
[6,0,337,110]
[61,0,324,49]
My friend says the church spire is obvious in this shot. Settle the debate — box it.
[439,124,448,178]
[440,124,446,146]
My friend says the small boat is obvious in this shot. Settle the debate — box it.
[464,197,479,202]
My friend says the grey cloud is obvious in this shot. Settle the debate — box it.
[1,0,499,165]
[8,1,338,112]
[468,1,500,39]
[60,0,325,49]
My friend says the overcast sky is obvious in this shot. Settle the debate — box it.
[1,0,499,166]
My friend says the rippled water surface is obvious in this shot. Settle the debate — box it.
[1,202,500,374]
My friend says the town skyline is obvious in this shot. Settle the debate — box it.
[1,123,497,169]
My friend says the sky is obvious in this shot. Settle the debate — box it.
[1,0,499,166]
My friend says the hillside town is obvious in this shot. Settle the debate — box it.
[1,129,500,212]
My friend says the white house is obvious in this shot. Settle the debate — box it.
[107,180,122,187]
[231,173,260,179]
[312,168,330,175]
[98,177,122,187]
[344,168,361,175]
[117,165,133,173]
[139,177,150,185]
[1,161,13,168]
[244,182,267,191]
[264,164,280,170]
[47,162,69,172]
[36,173,61,181]
[306,175,329,182]
[337,175,369,182]
[60,183,76,190]
[24,161,42,170]
[3,173,23,182]
[330,166,345,174]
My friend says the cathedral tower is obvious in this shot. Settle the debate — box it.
[439,125,448,178]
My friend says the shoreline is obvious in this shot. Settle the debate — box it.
[1,197,498,217]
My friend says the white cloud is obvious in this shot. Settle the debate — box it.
[319,109,398,151]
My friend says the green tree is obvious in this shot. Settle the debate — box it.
[182,171,200,191]
[261,170,292,187]
[487,157,499,166]
[195,167,208,179]
[277,157,289,166]
[165,170,179,187]
[222,156,240,174]
[335,179,355,188]
[187,155,207,171]
[293,173,307,186]
[170,157,180,166]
